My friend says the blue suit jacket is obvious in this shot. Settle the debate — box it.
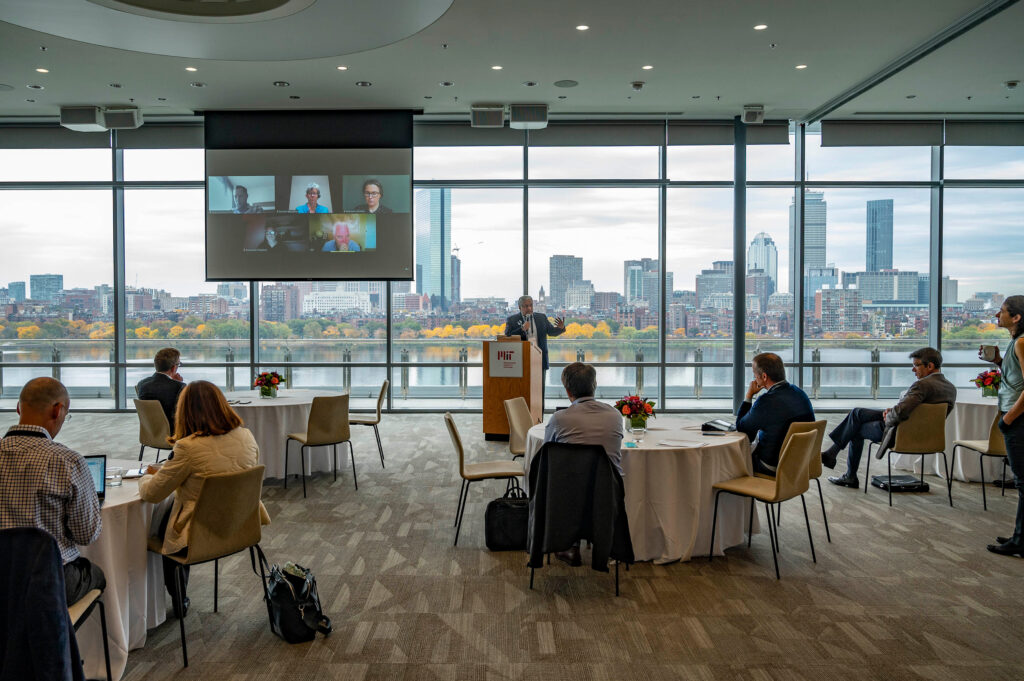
[503,312,565,370]
[735,381,815,470]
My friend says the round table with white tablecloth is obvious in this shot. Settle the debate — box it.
[77,458,170,681]
[889,392,1006,482]
[525,422,758,564]
[222,389,349,480]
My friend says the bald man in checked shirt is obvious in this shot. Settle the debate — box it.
[0,377,105,605]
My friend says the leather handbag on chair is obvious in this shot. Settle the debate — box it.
[484,486,529,551]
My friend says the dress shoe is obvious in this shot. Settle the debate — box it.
[986,542,1024,557]
[821,449,838,470]
[827,475,859,488]
[555,547,582,567]
[996,536,1014,544]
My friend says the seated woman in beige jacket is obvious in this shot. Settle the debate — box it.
[139,379,269,617]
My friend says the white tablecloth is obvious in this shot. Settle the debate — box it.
[525,422,758,564]
[77,459,168,681]
[890,393,1005,482]
[223,389,348,480]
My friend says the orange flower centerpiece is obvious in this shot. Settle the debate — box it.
[255,370,285,398]
[973,368,1001,398]
[615,394,656,440]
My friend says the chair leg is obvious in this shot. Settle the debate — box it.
[764,502,780,579]
[747,497,754,547]
[374,424,385,468]
[454,480,471,546]
[97,599,112,681]
[865,443,872,494]
[333,444,338,482]
[138,444,145,461]
[776,503,782,527]
[708,489,722,561]
[615,560,620,597]
[301,445,308,498]
[214,559,219,613]
[943,451,954,507]
[176,565,188,667]
[978,450,988,511]
[283,439,290,490]
[887,453,893,506]
[454,479,467,527]
[800,495,816,563]
[349,441,358,490]
[814,478,832,543]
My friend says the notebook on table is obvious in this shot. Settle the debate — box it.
[84,454,106,504]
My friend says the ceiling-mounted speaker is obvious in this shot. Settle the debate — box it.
[742,104,765,125]
[509,103,548,130]
[470,104,505,128]
[60,106,106,132]
[103,107,143,130]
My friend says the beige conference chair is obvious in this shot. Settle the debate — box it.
[285,394,355,497]
[709,430,819,579]
[69,588,112,681]
[147,465,267,667]
[350,379,388,469]
[444,413,524,546]
[952,411,1009,510]
[865,402,951,507]
[134,398,172,462]
[503,396,535,461]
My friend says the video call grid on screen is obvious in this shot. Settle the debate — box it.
[205,148,413,281]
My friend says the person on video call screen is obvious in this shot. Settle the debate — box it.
[233,185,262,214]
[322,219,361,252]
[296,183,330,213]
[352,179,393,214]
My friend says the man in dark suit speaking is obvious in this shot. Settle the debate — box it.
[504,295,566,372]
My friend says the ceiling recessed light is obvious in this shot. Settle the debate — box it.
[522,81,537,87]
[185,66,197,72]
[642,65,654,70]
[440,81,454,87]
[189,82,206,88]
[109,83,122,88]
[35,68,49,74]
[424,95,432,99]
[691,95,700,99]
[289,95,300,99]
[754,24,767,30]
[355,81,372,87]
[157,97,167,101]
[576,25,589,31]
[27,84,44,90]
[906,94,917,99]
[491,65,503,70]
[554,79,578,88]
[273,81,290,87]
[26,98,35,102]
[336,66,348,71]
[558,95,567,99]
[795,64,807,69]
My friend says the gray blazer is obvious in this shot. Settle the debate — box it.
[885,372,957,428]
[542,396,624,473]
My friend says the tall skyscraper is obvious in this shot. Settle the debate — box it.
[747,232,779,290]
[414,188,452,307]
[866,199,893,272]
[30,274,63,302]
[549,254,583,308]
[791,192,827,273]
[7,281,25,302]
[624,258,659,303]
[450,253,461,304]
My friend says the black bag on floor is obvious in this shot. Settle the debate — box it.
[253,546,332,643]
[485,485,528,551]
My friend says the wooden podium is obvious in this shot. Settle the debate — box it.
[482,338,542,440]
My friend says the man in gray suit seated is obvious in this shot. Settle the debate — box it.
[822,346,957,488]
[541,361,624,566]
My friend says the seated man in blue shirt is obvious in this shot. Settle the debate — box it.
[735,352,815,476]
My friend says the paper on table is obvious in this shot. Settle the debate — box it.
[659,439,704,447]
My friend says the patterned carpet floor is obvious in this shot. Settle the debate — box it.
[3,410,1023,681]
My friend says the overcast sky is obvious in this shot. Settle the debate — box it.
[3,144,1022,302]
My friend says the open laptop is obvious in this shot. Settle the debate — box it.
[84,454,106,504]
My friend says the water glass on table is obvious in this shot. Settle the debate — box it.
[108,466,124,487]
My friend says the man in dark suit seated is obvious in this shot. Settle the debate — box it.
[136,347,186,430]
[736,352,816,476]
[822,346,957,488]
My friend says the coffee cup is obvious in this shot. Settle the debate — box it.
[981,345,998,362]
